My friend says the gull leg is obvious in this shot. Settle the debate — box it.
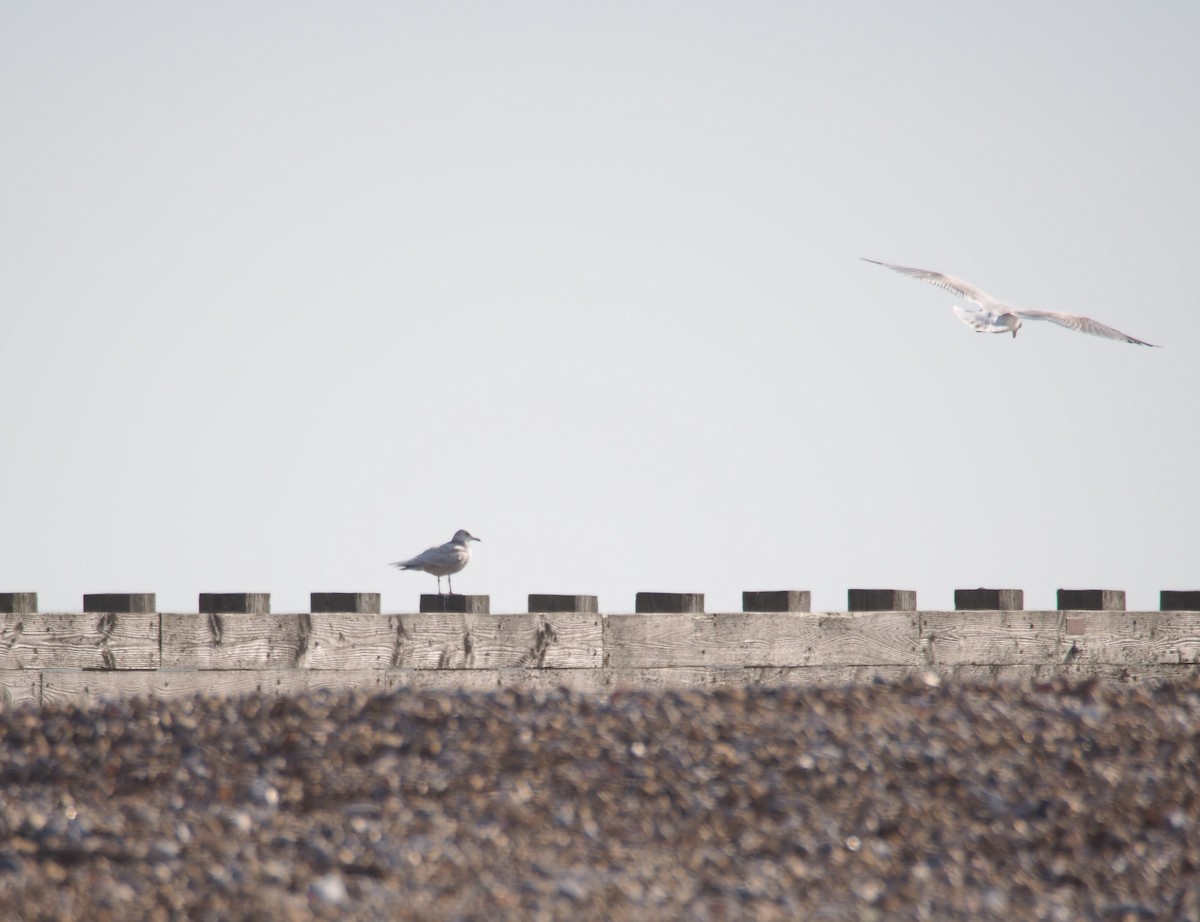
[436,575,443,595]
[448,574,455,595]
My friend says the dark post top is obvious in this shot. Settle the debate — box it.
[420,594,490,614]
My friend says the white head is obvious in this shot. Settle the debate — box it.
[452,529,481,544]
[1003,313,1023,338]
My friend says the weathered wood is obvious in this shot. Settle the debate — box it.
[1065,612,1200,665]
[33,660,1200,706]
[310,592,381,614]
[605,613,714,667]
[0,671,41,706]
[718,612,920,667]
[1058,589,1125,611]
[83,593,156,613]
[1161,591,1200,611]
[0,593,38,614]
[848,589,916,611]
[742,591,811,612]
[0,613,159,670]
[635,593,704,614]
[954,589,1024,610]
[161,613,306,669]
[200,593,270,614]
[605,612,921,668]
[1104,612,1200,664]
[388,613,602,670]
[159,613,603,671]
[528,594,599,613]
[41,668,389,704]
[921,611,1062,666]
[1061,611,1161,666]
[420,595,490,614]
[11,609,1200,706]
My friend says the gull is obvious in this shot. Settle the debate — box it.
[390,529,481,595]
[862,258,1159,346]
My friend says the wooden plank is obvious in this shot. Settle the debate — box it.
[603,614,717,668]
[161,613,307,669]
[0,613,159,670]
[41,669,390,704]
[1062,612,1200,666]
[388,613,603,670]
[1061,611,1160,666]
[716,612,921,666]
[161,613,604,671]
[943,663,1200,684]
[32,659,1200,706]
[604,612,920,668]
[1147,611,1200,664]
[0,671,41,707]
[920,611,1062,666]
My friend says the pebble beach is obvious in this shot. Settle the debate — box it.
[2,676,1198,920]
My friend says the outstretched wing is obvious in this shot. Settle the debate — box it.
[1014,310,1159,347]
[862,258,999,310]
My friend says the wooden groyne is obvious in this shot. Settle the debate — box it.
[2,588,1199,706]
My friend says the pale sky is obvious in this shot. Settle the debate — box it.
[3,2,1198,614]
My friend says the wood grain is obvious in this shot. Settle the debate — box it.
[605,612,921,668]
[161,613,307,669]
[11,609,1200,706]
[0,671,41,706]
[0,613,159,670]
[921,611,1062,666]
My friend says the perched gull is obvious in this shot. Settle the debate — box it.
[390,529,481,595]
[862,258,1159,346]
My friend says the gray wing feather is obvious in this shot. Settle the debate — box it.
[393,543,448,569]
[1013,310,1159,347]
[862,258,998,309]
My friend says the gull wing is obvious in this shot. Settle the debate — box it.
[862,258,999,310]
[393,540,452,569]
[1013,309,1159,347]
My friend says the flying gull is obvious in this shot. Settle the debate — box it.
[863,258,1158,346]
[390,529,481,595]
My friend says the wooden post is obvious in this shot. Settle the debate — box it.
[742,590,811,612]
[848,589,916,612]
[199,593,271,614]
[83,593,156,613]
[1161,590,1200,611]
[420,595,490,614]
[1057,589,1125,611]
[310,592,381,614]
[528,594,599,613]
[954,588,1024,611]
[0,592,38,613]
[635,592,704,614]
